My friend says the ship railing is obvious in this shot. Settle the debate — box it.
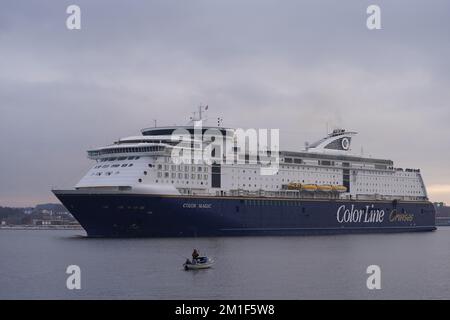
[224,189,428,201]
[227,189,341,200]
[354,194,428,201]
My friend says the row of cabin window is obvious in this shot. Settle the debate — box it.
[356,181,421,188]
[154,180,206,185]
[99,156,140,162]
[156,164,208,173]
[157,172,208,180]
[93,171,119,176]
[356,189,422,194]
[234,184,278,188]
[232,167,340,174]
[283,158,338,168]
[94,163,134,169]
[92,146,164,156]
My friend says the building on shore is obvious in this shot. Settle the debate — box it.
[435,203,450,226]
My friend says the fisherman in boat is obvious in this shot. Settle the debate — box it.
[192,249,199,261]
[183,250,214,270]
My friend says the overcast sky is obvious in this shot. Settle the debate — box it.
[1,0,449,206]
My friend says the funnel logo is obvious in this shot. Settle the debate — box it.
[341,137,350,150]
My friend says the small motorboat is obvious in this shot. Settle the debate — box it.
[183,256,215,270]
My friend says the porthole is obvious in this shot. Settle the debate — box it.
[138,179,142,183]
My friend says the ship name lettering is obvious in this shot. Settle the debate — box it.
[337,204,385,224]
[182,203,212,209]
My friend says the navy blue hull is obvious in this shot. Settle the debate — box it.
[53,192,436,237]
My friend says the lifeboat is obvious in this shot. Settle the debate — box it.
[301,184,318,192]
[287,182,302,190]
[332,185,347,193]
[317,185,333,192]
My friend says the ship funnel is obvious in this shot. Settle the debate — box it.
[307,129,357,153]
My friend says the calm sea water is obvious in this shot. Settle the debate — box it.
[1,228,450,299]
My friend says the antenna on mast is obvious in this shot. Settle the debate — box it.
[193,105,208,121]
[188,105,210,124]
[199,104,208,120]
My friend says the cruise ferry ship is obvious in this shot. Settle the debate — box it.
[53,108,436,237]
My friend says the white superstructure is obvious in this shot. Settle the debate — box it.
[75,115,428,202]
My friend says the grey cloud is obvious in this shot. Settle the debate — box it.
[1,0,449,205]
